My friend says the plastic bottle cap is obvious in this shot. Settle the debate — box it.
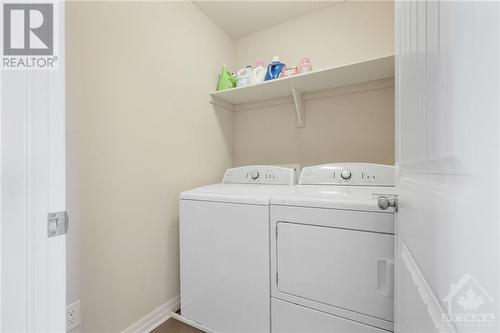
[256,60,265,67]
[272,56,280,62]
[301,57,310,63]
[246,65,252,68]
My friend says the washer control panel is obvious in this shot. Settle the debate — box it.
[299,163,394,186]
[223,166,297,185]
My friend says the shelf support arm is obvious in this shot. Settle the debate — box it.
[292,86,305,128]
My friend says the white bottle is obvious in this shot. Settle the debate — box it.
[251,60,266,85]
[236,65,252,87]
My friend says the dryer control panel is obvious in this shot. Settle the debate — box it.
[299,163,394,186]
[223,166,296,185]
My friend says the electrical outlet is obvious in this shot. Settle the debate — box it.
[66,300,81,331]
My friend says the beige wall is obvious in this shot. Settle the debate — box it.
[233,1,395,167]
[235,1,394,70]
[66,2,233,332]
[233,80,395,166]
[67,1,394,331]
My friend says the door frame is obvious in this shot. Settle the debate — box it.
[0,1,66,331]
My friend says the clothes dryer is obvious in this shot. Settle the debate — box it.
[270,163,397,332]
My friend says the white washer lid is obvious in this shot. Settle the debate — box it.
[180,183,295,205]
[271,185,397,213]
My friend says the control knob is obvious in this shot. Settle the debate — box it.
[251,171,260,180]
[341,170,352,180]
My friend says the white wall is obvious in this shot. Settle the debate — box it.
[66,2,233,331]
[233,1,395,167]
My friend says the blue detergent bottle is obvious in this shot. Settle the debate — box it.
[265,56,286,81]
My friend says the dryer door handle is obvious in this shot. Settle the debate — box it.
[377,259,394,297]
[377,196,398,211]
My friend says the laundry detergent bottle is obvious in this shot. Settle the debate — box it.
[217,65,236,91]
[265,56,286,81]
[251,60,266,85]
[236,65,253,87]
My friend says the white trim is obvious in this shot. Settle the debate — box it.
[1,2,66,330]
[170,313,215,333]
[232,78,394,112]
[0,50,3,331]
[400,243,455,333]
[121,295,180,333]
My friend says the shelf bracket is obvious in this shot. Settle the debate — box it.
[291,86,305,128]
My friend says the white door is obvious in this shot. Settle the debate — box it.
[395,1,499,332]
[0,1,66,331]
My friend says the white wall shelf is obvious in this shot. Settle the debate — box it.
[209,55,395,127]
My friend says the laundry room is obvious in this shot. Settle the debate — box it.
[66,1,394,332]
[3,1,496,333]
[65,2,395,331]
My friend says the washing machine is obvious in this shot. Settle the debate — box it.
[179,166,296,333]
[270,163,397,332]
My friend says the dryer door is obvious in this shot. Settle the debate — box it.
[275,219,394,322]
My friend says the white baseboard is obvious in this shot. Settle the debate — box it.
[170,313,215,332]
[122,295,180,333]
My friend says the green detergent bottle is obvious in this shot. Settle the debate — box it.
[217,65,236,91]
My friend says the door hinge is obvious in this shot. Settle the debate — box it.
[48,211,68,237]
